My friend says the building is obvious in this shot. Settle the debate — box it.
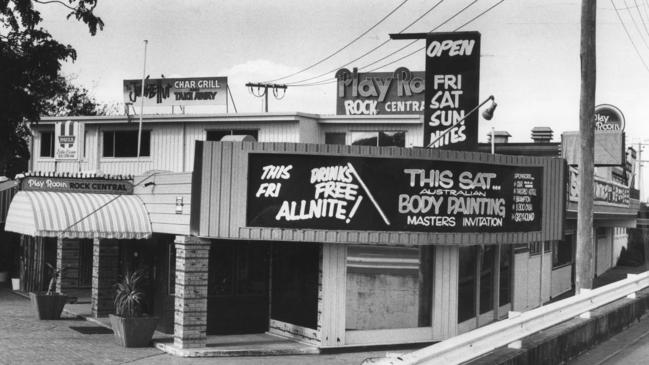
[2,112,635,352]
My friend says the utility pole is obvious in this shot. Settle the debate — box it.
[245,82,287,112]
[576,0,597,292]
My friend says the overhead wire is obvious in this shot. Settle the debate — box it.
[262,0,411,83]
[283,0,447,86]
[623,0,649,50]
[289,0,505,88]
[612,0,649,72]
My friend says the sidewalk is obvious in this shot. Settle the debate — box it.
[0,286,392,364]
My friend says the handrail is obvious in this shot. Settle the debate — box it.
[367,271,649,365]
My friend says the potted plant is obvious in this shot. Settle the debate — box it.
[29,263,68,320]
[109,269,159,347]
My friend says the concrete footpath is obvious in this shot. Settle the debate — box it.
[0,286,392,365]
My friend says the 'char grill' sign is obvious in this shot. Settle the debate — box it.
[21,177,133,195]
[335,68,425,115]
[247,153,542,233]
[424,31,481,150]
[123,76,227,107]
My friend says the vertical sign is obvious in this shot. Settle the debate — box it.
[55,120,84,160]
[424,31,481,150]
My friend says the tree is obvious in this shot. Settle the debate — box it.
[43,76,103,116]
[0,0,103,177]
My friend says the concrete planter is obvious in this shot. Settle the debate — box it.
[11,278,20,291]
[109,314,159,347]
[29,292,68,320]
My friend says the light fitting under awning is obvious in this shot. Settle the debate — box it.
[5,191,152,239]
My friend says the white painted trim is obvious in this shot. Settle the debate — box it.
[345,327,434,345]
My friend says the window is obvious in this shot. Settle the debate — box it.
[325,132,346,145]
[103,130,150,157]
[345,246,432,330]
[350,131,406,147]
[206,129,258,141]
[553,235,574,268]
[40,131,54,157]
[528,242,542,256]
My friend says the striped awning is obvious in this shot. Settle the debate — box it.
[5,191,152,239]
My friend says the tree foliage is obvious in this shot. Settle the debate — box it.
[0,0,103,176]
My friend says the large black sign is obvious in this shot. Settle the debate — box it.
[424,31,481,150]
[247,153,542,233]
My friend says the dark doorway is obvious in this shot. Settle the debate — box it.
[207,241,269,335]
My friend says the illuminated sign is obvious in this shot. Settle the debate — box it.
[424,31,481,150]
[594,104,625,132]
[123,76,227,107]
[247,153,543,233]
[335,68,425,115]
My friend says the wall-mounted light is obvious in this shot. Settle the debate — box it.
[426,95,497,148]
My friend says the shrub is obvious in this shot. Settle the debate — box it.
[114,270,147,317]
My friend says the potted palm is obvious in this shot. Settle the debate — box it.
[109,269,159,347]
[29,263,68,319]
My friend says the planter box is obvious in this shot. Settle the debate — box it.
[11,278,19,291]
[29,293,68,320]
[109,314,159,347]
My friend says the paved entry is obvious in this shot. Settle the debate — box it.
[207,241,270,335]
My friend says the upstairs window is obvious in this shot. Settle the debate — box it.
[103,130,150,157]
[324,132,346,145]
[206,129,258,141]
[40,131,55,158]
[350,131,405,147]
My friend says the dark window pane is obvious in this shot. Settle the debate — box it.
[499,246,512,305]
[140,130,151,156]
[206,130,231,141]
[103,131,114,157]
[40,131,54,157]
[325,132,346,145]
[378,131,406,147]
[114,131,138,157]
[479,246,495,314]
[350,132,378,146]
[232,129,258,141]
[553,235,574,267]
[458,246,477,322]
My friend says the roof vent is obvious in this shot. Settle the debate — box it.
[531,127,553,143]
[487,131,511,143]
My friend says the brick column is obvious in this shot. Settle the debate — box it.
[56,238,80,293]
[91,238,120,317]
[174,235,210,349]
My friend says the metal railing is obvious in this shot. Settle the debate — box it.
[367,271,649,365]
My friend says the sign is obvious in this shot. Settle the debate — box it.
[21,177,133,195]
[424,31,481,150]
[594,104,625,132]
[247,153,543,233]
[562,131,625,166]
[568,168,630,207]
[123,77,227,107]
[335,68,425,115]
[55,120,83,160]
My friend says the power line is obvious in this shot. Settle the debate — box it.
[612,0,649,72]
[624,0,649,50]
[283,0,447,86]
[263,0,411,83]
[289,0,504,88]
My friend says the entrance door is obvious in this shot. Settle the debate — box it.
[207,241,269,335]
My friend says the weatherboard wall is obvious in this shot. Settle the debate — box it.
[190,141,566,245]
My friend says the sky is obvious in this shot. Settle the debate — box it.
[35,0,649,147]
